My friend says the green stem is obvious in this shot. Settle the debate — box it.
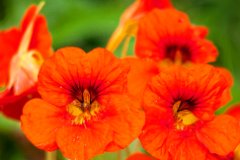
[125,146,131,156]
[45,151,57,160]
[121,36,131,58]
[117,150,122,160]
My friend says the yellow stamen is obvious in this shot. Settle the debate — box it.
[67,100,83,117]
[173,101,198,130]
[67,89,100,125]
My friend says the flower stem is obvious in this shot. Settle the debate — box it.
[125,146,131,156]
[134,139,141,152]
[121,36,131,58]
[117,150,122,160]
[45,151,57,160]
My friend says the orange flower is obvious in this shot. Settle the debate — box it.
[135,9,218,63]
[106,0,172,52]
[21,47,144,160]
[0,3,52,119]
[127,152,157,160]
[139,64,240,160]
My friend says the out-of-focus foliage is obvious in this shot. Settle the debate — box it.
[0,0,239,159]
[0,0,132,51]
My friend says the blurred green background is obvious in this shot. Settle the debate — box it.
[0,0,240,159]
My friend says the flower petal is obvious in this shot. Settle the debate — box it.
[56,123,112,160]
[25,8,52,58]
[104,95,145,151]
[197,115,240,156]
[227,104,240,122]
[0,86,39,120]
[0,28,20,86]
[167,130,207,160]
[21,98,66,151]
[139,109,171,159]
[38,47,87,106]
[38,47,129,107]
[123,57,159,99]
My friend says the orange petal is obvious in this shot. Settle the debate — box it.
[167,130,207,160]
[120,0,173,24]
[38,47,129,107]
[28,12,53,58]
[38,47,87,106]
[206,152,233,160]
[139,109,171,159]
[123,57,159,99]
[18,3,45,57]
[20,4,52,58]
[227,104,240,122]
[197,115,240,156]
[86,48,129,96]
[0,86,39,120]
[191,25,209,38]
[104,95,145,151]
[21,99,66,151]
[0,28,20,86]
[56,124,112,160]
[188,65,233,117]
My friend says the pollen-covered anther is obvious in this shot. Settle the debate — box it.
[67,89,100,125]
[173,100,198,130]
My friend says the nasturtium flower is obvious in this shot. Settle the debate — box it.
[107,0,172,52]
[21,47,145,160]
[139,64,240,160]
[135,9,218,63]
[127,152,157,160]
[0,3,52,119]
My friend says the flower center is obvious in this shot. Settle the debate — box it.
[165,45,191,63]
[173,100,198,130]
[67,89,100,125]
